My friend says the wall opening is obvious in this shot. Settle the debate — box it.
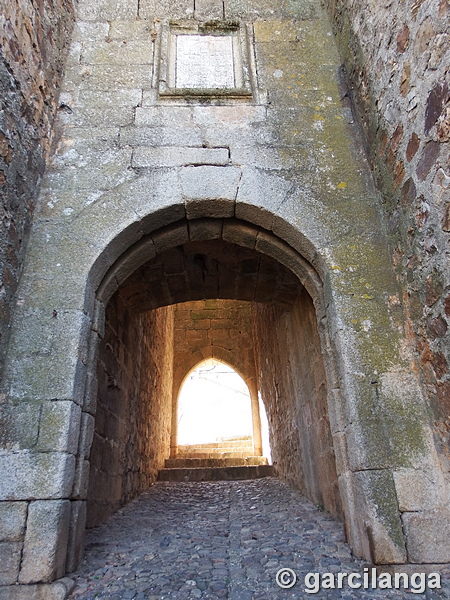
[177,359,254,445]
[87,220,342,534]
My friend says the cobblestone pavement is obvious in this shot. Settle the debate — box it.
[69,478,450,600]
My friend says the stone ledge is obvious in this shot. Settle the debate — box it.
[0,578,75,600]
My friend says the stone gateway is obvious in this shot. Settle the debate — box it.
[0,0,449,597]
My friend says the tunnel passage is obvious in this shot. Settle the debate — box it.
[88,218,342,529]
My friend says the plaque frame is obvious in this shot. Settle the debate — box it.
[152,20,261,103]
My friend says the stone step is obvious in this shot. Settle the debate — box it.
[158,465,275,482]
[173,451,255,459]
[165,456,268,468]
[177,440,254,452]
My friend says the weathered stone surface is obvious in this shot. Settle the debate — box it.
[0,578,75,600]
[78,413,95,460]
[0,0,75,373]
[180,166,241,201]
[0,402,41,450]
[0,453,75,501]
[76,0,138,20]
[72,459,90,501]
[352,470,407,564]
[0,542,22,585]
[403,509,450,563]
[38,401,82,454]
[139,0,194,19]
[324,0,449,469]
[20,500,71,584]
[393,469,439,512]
[195,0,225,19]
[132,147,229,168]
[88,302,173,527]
[406,132,420,161]
[425,82,449,135]
[3,309,90,403]
[0,502,27,541]
[416,141,440,181]
[396,24,410,53]
[225,0,318,18]
[135,106,192,128]
[66,502,87,573]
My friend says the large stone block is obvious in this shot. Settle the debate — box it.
[120,125,203,147]
[132,147,229,168]
[352,470,407,564]
[19,500,71,584]
[224,0,318,18]
[76,88,143,111]
[222,220,258,248]
[77,0,138,20]
[82,373,98,416]
[0,452,75,501]
[188,218,223,241]
[72,459,90,500]
[38,401,82,454]
[78,413,95,459]
[135,106,192,128]
[195,0,224,18]
[0,542,22,585]
[235,167,292,230]
[66,501,87,573]
[0,578,75,600]
[0,402,41,450]
[3,309,90,404]
[393,468,440,512]
[192,105,267,127]
[139,0,194,19]
[0,502,27,541]
[152,222,189,254]
[402,509,450,563]
[125,171,185,234]
[180,165,241,205]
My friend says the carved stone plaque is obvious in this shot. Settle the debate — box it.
[175,35,235,89]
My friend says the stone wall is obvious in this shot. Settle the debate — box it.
[173,299,256,382]
[324,0,450,472]
[0,0,75,374]
[252,293,342,520]
[88,294,173,528]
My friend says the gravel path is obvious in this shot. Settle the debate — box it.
[68,478,449,599]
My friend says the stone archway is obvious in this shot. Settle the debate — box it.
[87,218,342,533]
[1,187,446,595]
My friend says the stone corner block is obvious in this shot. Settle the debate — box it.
[393,468,439,512]
[38,401,82,454]
[0,577,75,600]
[78,413,95,459]
[352,470,407,564]
[0,502,28,541]
[66,501,87,574]
[0,452,75,501]
[19,500,71,584]
[402,508,450,563]
[72,459,90,500]
[0,541,22,585]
